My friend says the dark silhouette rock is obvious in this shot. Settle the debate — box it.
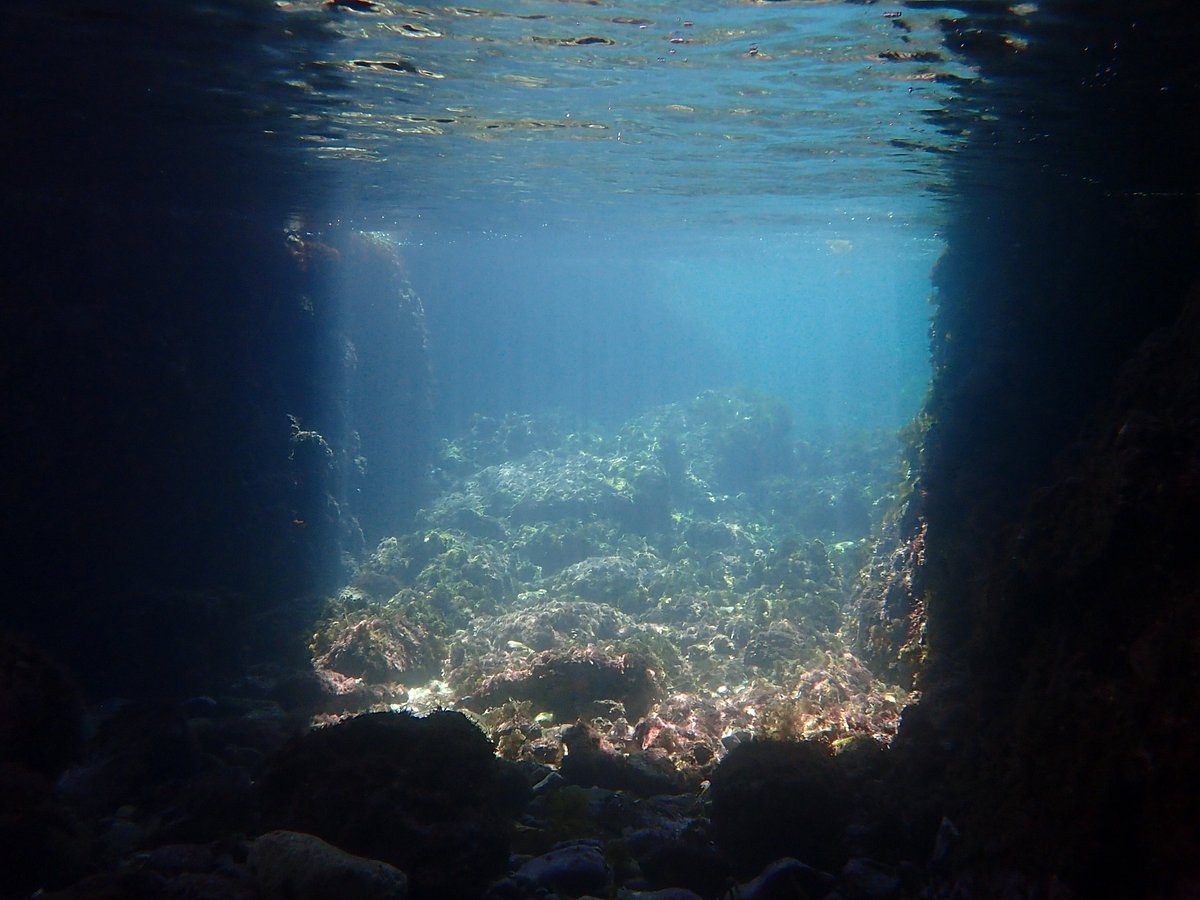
[709,740,848,876]
[559,722,687,798]
[463,647,661,722]
[0,763,92,900]
[258,710,509,899]
[0,631,83,778]
[513,839,611,897]
[250,830,408,900]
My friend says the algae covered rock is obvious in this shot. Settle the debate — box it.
[546,555,652,611]
[312,611,439,683]
[432,450,633,527]
[471,600,631,653]
[460,647,661,722]
[510,520,617,573]
[742,619,824,678]
[433,411,581,477]
[652,389,796,495]
[359,531,519,610]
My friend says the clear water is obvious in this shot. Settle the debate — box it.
[262,0,971,432]
[247,0,969,737]
[14,0,972,431]
[291,0,968,236]
[407,228,938,433]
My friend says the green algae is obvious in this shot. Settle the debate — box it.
[313,388,911,748]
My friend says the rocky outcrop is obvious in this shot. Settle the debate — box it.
[258,711,513,899]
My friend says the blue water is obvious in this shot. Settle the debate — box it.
[289,0,966,436]
[305,0,967,230]
[17,0,966,438]
[407,227,937,436]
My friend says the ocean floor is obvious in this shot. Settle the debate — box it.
[314,389,915,762]
[11,390,934,900]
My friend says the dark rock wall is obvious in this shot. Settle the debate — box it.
[0,3,432,697]
[944,286,1200,892]
[340,238,434,541]
[922,0,1200,665]
[1,217,431,699]
[876,0,1200,891]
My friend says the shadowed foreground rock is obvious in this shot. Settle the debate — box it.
[258,711,512,899]
[709,740,849,877]
[250,830,408,900]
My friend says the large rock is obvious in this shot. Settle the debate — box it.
[0,631,82,779]
[432,450,634,527]
[546,556,650,611]
[513,839,610,897]
[559,722,687,798]
[249,830,407,900]
[257,711,509,899]
[460,647,660,722]
[709,740,848,876]
[313,612,439,683]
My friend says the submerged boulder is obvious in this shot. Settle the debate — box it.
[312,611,439,683]
[709,739,849,876]
[257,710,509,899]
[560,722,688,798]
[546,555,651,611]
[432,450,634,527]
[460,647,661,722]
[249,830,408,900]
[472,600,631,654]
[0,631,83,779]
[513,839,611,897]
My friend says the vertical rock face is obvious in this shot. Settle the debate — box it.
[339,235,433,542]
[944,286,1200,891]
[281,230,434,580]
[919,0,1200,668]
[0,5,433,695]
[859,0,1200,893]
[0,215,432,696]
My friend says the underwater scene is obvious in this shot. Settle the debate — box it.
[2,1,1199,899]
